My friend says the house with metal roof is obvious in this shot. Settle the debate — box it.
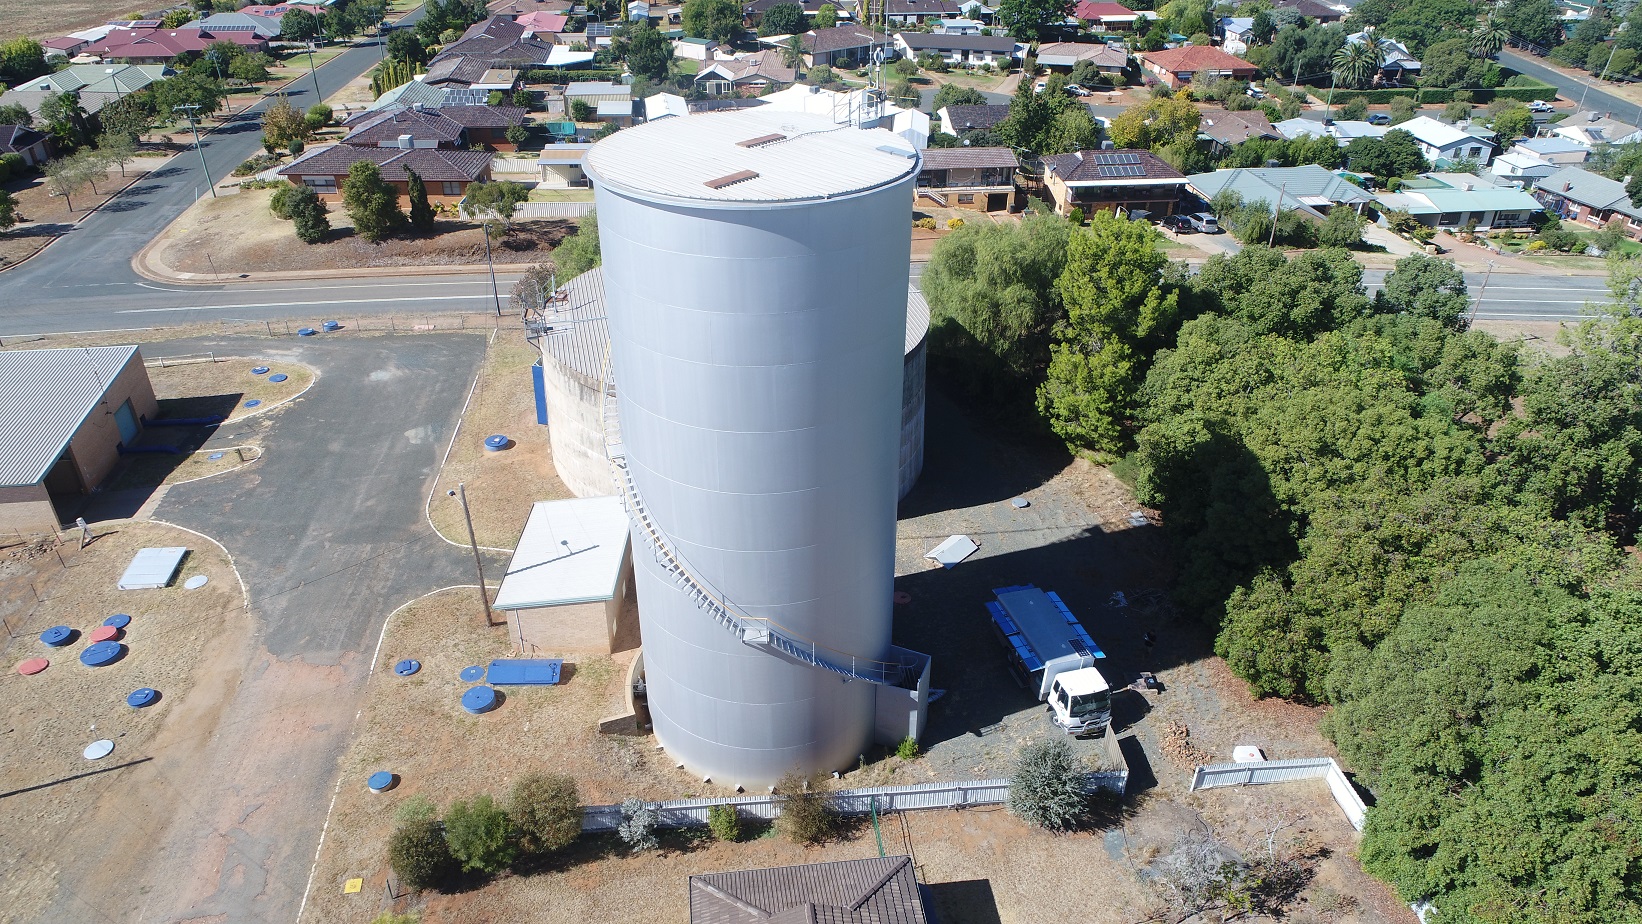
[1035,41,1129,73]
[1186,165,1374,216]
[1550,110,1642,147]
[1346,29,1418,81]
[1510,136,1589,164]
[917,146,1018,211]
[0,346,158,536]
[1374,172,1542,230]
[689,856,930,924]
[1396,115,1494,166]
[1041,148,1188,217]
[180,11,286,39]
[11,63,170,97]
[1533,165,1642,238]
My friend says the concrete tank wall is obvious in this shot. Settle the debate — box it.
[587,113,918,788]
[539,358,616,498]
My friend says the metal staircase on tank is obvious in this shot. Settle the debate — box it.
[600,355,912,687]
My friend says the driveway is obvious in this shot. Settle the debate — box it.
[32,332,510,924]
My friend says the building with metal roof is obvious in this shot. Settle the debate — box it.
[493,496,637,654]
[1186,165,1374,216]
[689,856,929,924]
[1375,173,1542,230]
[917,146,1018,211]
[1533,165,1642,238]
[0,346,157,536]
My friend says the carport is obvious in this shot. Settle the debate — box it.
[0,346,158,536]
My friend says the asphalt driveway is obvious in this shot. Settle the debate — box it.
[33,332,511,924]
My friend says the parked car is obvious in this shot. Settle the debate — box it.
[1529,100,1554,113]
[1189,212,1221,233]
[1033,79,1047,93]
[1246,85,1266,99]
[1160,214,1196,233]
[1066,84,1092,97]
[1367,112,1391,125]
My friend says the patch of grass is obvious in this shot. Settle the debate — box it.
[146,356,316,421]
[527,188,595,202]
[106,446,262,492]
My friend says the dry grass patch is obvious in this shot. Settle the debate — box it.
[0,165,149,270]
[106,445,263,492]
[429,334,572,549]
[3,0,118,39]
[146,355,317,421]
[0,522,247,919]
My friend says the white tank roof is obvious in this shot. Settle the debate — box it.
[584,109,919,205]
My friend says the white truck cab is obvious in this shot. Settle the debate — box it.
[1048,666,1112,737]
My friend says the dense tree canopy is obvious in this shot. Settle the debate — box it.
[1498,0,1565,49]
[683,0,744,42]
[1345,129,1429,178]
[758,2,806,35]
[997,0,1072,40]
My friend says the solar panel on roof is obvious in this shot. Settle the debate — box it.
[1097,164,1146,178]
[1092,152,1140,165]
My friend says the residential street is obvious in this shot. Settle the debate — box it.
[1499,49,1642,125]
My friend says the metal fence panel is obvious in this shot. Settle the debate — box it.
[1189,757,1367,832]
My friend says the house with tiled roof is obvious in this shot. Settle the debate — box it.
[1271,0,1343,23]
[1534,165,1642,238]
[426,16,556,87]
[864,0,961,25]
[797,24,889,66]
[367,81,493,110]
[1074,1,1152,29]
[42,36,91,58]
[695,53,798,95]
[1197,109,1279,154]
[277,144,494,202]
[82,28,266,65]
[1041,148,1188,216]
[1137,45,1257,88]
[515,10,570,33]
[937,102,1009,134]
[341,105,528,150]
[895,31,1019,66]
[917,146,1018,211]
[1035,41,1129,73]
[688,856,930,924]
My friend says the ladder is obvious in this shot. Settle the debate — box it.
[601,353,910,686]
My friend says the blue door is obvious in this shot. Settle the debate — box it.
[114,399,139,446]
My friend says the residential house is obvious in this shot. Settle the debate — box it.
[936,18,984,33]
[42,36,90,58]
[1489,150,1558,187]
[1345,30,1419,83]
[367,81,492,110]
[515,11,570,33]
[1533,165,1642,238]
[917,146,1018,211]
[1397,115,1494,166]
[797,24,887,67]
[1186,165,1375,216]
[1198,110,1279,154]
[695,53,797,95]
[180,11,285,40]
[1271,0,1343,23]
[536,141,593,186]
[744,0,840,17]
[341,105,528,150]
[81,28,267,64]
[0,125,51,166]
[895,32,1018,67]
[242,3,331,21]
[1216,17,1254,54]
[1551,110,1642,147]
[673,36,719,60]
[0,64,172,123]
[1073,1,1153,30]
[277,143,494,201]
[426,16,556,87]
[874,0,962,25]
[1041,148,1189,216]
[1035,41,1129,73]
[1136,45,1258,89]
[1375,172,1542,230]
[1326,119,1391,144]
[688,857,931,924]
[564,81,633,106]
[958,0,996,22]
[1511,136,1590,165]
[938,102,1009,134]
[0,346,159,536]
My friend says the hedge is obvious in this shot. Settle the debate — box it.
[525,68,628,84]
[1326,88,1418,104]
[1321,85,1557,105]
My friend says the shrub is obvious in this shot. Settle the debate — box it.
[443,795,517,874]
[1525,239,1547,251]
[269,183,296,219]
[287,185,330,244]
[387,818,457,891]
[1007,738,1089,831]
[914,217,937,229]
[570,99,594,122]
[508,773,582,854]
[304,103,332,128]
[707,803,741,842]
[1337,98,1367,121]
[617,798,659,852]
[774,771,834,845]
[370,914,420,924]
[396,795,438,824]
[505,123,530,146]
[0,153,23,177]
[1067,207,1084,225]
[232,152,280,177]
[946,217,965,230]
[895,736,920,760]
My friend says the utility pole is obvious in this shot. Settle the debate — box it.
[1267,182,1288,248]
[173,104,216,198]
[450,485,494,626]
[307,35,323,99]
[1468,260,1495,328]
[483,216,503,316]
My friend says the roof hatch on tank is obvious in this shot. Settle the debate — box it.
[704,169,760,189]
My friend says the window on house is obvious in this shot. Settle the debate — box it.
[442,182,462,195]
[302,176,336,191]
[1439,213,1460,225]
[957,194,974,203]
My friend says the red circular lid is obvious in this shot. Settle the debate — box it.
[17,658,49,675]
[88,626,120,643]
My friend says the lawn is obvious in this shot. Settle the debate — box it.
[528,188,595,202]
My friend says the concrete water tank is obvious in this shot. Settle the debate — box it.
[586,110,919,787]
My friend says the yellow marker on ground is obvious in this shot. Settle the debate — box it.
[342,878,363,894]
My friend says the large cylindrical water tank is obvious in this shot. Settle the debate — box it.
[586,111,918,788]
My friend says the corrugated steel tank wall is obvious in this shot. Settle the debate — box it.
[593,154,915,788]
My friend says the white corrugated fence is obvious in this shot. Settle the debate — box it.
[1189,757,1368,831]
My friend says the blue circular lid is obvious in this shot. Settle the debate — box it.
[462,685,498,714]
[103,614,131,629]
[484,434,509,449]
[80,641,123,667]
[394,659,421,677]
[41,625,74,646]
[322,320,340,330]
[251,366,270,375]
[368,771,396,790]
[297,328,316,336]
[459,665,485,682]
[269,373,289,383]
[127,687,158,707]
[244,399,262,408]
[209,452,225,461]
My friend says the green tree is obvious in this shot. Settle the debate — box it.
[0,37,48,86]
[1378,253,1470,330]
[1316,204,1365,248]
[1489,103,1534,139]
[1420,36,1494,88]
[1498,0,1564,49]
[507,773,581,854]
[773,772,834,845]
[1193,246,1370,339]
[1332,36,1384,89]
[782,34,806,70]
[443,795,517,874]
[229,51,272,83]
[1006,738,1089,830]
[460,179,530,234]
[0,102,32,127]
[759,1,807,34]
[342,160,405,242]
[261,97,312,152]
[281,8,322,40]
[150,74,226,122]
[1039,212,1183,453]
[1471,18,1509,57]
[39,91,91,149]
[405,167,436,232]
[387,28,427,63]
[814,3,837,27]
[287,184,332,243]
[96,131,137,177]
[387,817,457,891]
[623,23,674,79]
[932,85,987,111]
[570,98,595,122]
[1038,106,1101,155]
[1344,128,1429,177]
[682,0,743,42]
[1108,91,1200,150]
[997,0,1072,40]
[0,188,17,232]
[553,210,602,277]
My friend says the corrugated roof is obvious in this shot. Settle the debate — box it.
[585,110,918,203]
[1186,165,1373,207]
[0,346,139,487]
[689,856,927,924]
[493,497,630,608]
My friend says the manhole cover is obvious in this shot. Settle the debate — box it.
[83,740,115,760]
[184,575,209,589]
[128,688,159,708]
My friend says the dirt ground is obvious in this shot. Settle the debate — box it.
[427,333,572,550]
[4,0,114,39]
[147,186,577,275]
[0,163,152,270]
[0,522,249,923]
[146,354,318,422]
[1473,318,1579,357]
